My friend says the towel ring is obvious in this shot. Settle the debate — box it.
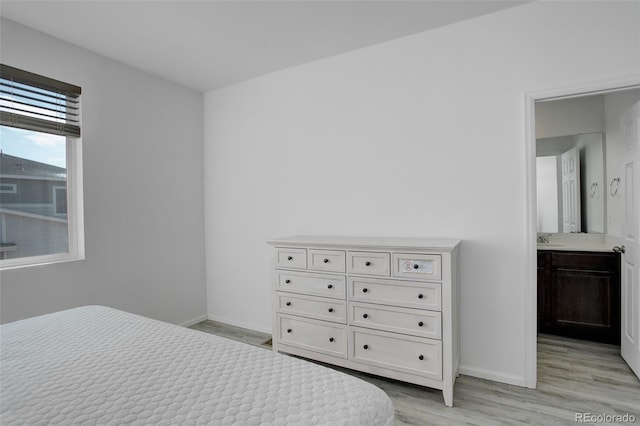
[590,182,598,198]
[610,178,620,196]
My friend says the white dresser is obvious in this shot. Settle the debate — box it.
[266,236,460,407]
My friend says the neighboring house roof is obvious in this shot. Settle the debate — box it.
[0,151,66,179]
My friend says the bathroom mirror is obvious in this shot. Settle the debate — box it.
[536,132,605,233]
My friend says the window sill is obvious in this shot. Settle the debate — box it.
[0,252,85,271]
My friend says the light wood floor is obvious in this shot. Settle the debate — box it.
[189,320,640,425]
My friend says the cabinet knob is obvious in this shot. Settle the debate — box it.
[413,264,419,269]
[286,302,291,306]
[363,313,368,319]
[363,344,369,350]
[329,337,334,342]
[285,279,291,284]
[327,284,333,289]
[365,261,371,266]
[419,355,424,361]
[328,308,334,313]
[287,328,292,333]
[323,258,329,263]
[418,321,424,327]
[418,293,424,299]
[362,288,368,293]
[287,256,293,261]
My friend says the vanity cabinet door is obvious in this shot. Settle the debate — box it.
[539,251,620,344]
[537,252,552,330]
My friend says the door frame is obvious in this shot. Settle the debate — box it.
[524,76,640,389]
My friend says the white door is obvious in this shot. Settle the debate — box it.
[561,147,581,233]
[621,161,640,378]
[621,100,640,378]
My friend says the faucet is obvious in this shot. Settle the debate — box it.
[537,234,550,243]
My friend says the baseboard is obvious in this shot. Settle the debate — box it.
[457,365,526,387]
[206,314,272,335]
[179,314,208,328]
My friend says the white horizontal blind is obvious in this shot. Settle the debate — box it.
[0,64,81,137]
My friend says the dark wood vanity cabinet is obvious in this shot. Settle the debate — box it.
[538,250,620,344]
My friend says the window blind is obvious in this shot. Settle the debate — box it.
[0,64,81,137]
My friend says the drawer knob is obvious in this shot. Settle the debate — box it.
[329,337,334,342]
[362,313,368,319]
[328,308,334,313]
[419,355,424,361]
[365,261,371,266]
[286,302,291,306]
[287,328,292,333]
[363,344,369,350]
[327,284,333,289]
[287,256,293,261]
[323,258,329,263]
[362,288,368,293]
[285,279,291,284]
[418,321,424,327]
[418,293,424,299]
[413,264,419,269]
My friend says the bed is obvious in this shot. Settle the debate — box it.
[0,305,394,425]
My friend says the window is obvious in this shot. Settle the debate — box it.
[0,183,16,193]
[0,64,84,268]
[53,186,68,216]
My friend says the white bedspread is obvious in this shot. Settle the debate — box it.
[1,306,394,425]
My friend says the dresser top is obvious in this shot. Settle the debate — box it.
[266,235,461,251]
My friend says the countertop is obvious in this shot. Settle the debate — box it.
[537,242,616,252]
[536,234,620,253]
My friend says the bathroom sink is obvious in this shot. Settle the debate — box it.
[537,243,564,247]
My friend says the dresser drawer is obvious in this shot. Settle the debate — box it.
[278,293,346,323]
[349,277,441,311]
[392,253,441,281]
[350,302,441,340]
[278,314,347,358]
[308,249,346,273]
[347,251,390,276]
[351,327,442,380]
[278,271,346,299]
[276,247,308,269]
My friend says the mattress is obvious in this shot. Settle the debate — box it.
[0,305,394,426]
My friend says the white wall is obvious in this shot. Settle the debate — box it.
[536,156,559,233]
[536,95,605,139]
[536,135,578,157]
[578,133,605,233]
[605,89,640,237]
[0,19,207,325]
[203,1,639,385]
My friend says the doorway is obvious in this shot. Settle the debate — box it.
[525,78,640,388]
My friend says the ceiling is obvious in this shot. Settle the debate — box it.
[0,1,528,92]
